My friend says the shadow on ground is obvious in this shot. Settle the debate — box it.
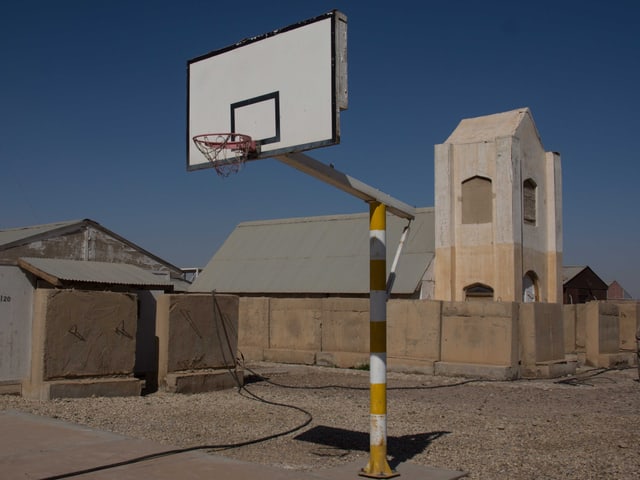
[294,425,449,469]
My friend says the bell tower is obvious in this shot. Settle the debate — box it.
[434,108,562,303]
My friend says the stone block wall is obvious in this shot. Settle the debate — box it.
[387,299,441,372]
[618,302,640,353]
[318,298,369,368]
[237,297,571,380]
[563,301,638,368]
[440,301,518,366]
[519,302,573,378]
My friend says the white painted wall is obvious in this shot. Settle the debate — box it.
[0,266,34,383]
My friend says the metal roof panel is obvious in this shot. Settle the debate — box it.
[192,208,435,295]
[18,257,173,290]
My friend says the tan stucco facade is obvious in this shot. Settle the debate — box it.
[434,108,562,303]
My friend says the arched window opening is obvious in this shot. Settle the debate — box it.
[461,176,492,224]
[523,179,537,225]
[464,283,494,301]
[523,271,539,302]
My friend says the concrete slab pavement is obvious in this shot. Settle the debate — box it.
[0,410,467,480]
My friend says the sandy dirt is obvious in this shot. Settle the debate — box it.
[1,363,639,479]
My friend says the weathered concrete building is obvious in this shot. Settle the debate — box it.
[0,219,186,281]
[607,280,634,301]
[562,265,608,304]
[0,219,186,395]
[434,108,562,303]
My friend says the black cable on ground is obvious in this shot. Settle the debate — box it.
[37,295,313,480]
[241,362,489,392]
[553,365,632,386]
[38,379,313,480]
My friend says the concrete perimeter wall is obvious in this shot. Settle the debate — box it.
[563,301,638,368]
[238,297,576,380]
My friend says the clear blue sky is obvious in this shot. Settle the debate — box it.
[1,1,639,298]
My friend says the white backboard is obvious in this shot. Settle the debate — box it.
[187,10,347,171]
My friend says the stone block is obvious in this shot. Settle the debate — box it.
[388,356,435,375]
[519,302,565,369]
[33,289,137,379]
[388,300,441,361]
[320,298,368,354]
[264,348,316,365]
[316,351,368,368]
[237,346,265,362]
[562,305,577,354]
[585,301,619,367]
[24,289,140,400]
[616,302,639,352]
[164,369,241,394]
[269,298,322,351]
[593,352,635,369]
[434,361,519,380]
[238,297,270,353]
[440,302,518,367]
[441,300,517,318]
[0,382,21,395]
[156,293,239,391]
[519,359,576,379]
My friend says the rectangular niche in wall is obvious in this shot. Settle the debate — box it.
[462,176,492,224]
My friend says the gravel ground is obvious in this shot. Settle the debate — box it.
[1,363,639,479]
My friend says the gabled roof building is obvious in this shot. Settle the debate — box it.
[0,219,186,388]
[0,219,186,289]
[193,208,435,298]
[562,265,608,304]
[607,280,634,301]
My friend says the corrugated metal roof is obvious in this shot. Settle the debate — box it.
[191,208,435,295]
[0,220,83,248]
[18,257,173,290]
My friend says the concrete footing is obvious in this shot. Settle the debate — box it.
[520,360,577,379]
[22,377,142,400]
[590,352,636,369]
[264,348,316,365]
[434,362,519,380]
[163,369,243,394]
[316,351,369,369]
[388,357,436,375]
[0,381,21,395]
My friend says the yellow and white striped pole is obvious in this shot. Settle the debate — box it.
[360,201,398,478]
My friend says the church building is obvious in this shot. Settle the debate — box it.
[434,108,562,303]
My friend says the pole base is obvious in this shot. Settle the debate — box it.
[359,458,400,479]
[358,468,400,479]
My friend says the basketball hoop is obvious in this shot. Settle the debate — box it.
[192,133,258,177]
